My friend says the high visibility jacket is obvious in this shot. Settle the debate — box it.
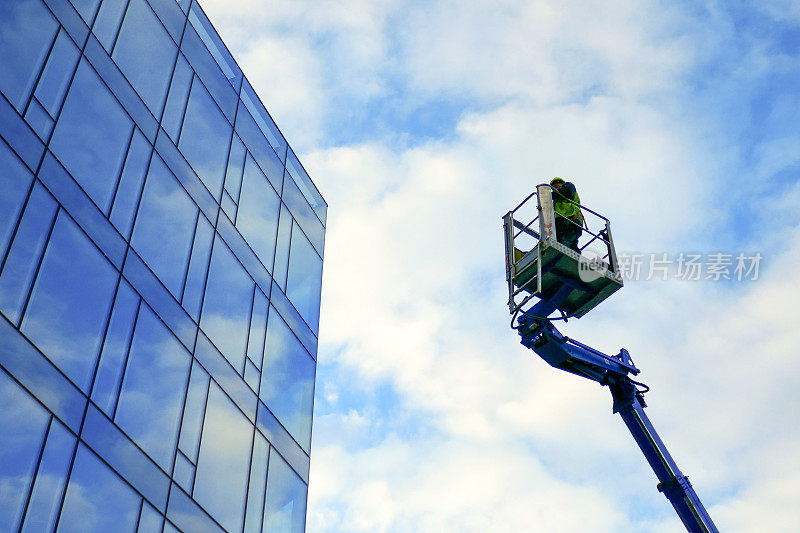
[553,182,583,224]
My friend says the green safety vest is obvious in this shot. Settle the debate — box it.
[554,189,583,224]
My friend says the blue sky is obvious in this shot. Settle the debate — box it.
[203,1,800,531]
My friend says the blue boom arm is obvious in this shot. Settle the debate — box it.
[516,311,719,533]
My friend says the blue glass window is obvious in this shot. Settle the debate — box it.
[137,503,163,533]
[22,213,118,392]
[193,384,253,533]
[131,154,198,297]
[115,305,191,470]
[0,141,34,261]
[173,451,195,492]
[283,175,324,255]
[236,154,280,271]
[91,280,139,415]
[58,445,140,532]
[177,360,210,462]
[34,29,80,118]
[0,0,58,110]
[20,420,75,532]
[286,228,323,332]
[50,59,134,212]
[181,215,213,320]
[178,80,231,199]
[70,0,101,25]
[161,55,193,143]
[113,0,177,114]
[0,184,58,325]
[244,432,268,533]
[263,449,307,533]
[272,205,292,289]
[247,289,268,368]
[0,368,50,532]
[200,239,253,372]
[92,0,128,52]
[110,128,152,238]
[224,134,246,201]
[260,310,316,452]
[24,98,54,141]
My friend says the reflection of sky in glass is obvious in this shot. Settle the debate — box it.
[179,80,231,199]
[236,154,280,270]
[22,214,118,391]
[50,59,133,212]
[264,448,307,533]
[112,0,176,114]
[193,383,252,533]
[286,228,323,333]
[21,419,74,532]
[201,239,253,371]
[0,142,34,263]
[260,310,316,452]
[0,0,58,110]
[58,445,140,532]
[0,369,49,532]
[115,305,191,470]
[131,154,198,297]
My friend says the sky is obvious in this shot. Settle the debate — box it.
[199,1,800,531]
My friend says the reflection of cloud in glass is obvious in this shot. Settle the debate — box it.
[0,369,49,531]
[286,228,323,333]
[22,214,118,391]
[0,142,34,259]
[49,59,133,211]
[131,155,198,297]
[260,309,316,452]
[111,0,176,114]
[0,0,58,110]
[179,80,231,199]
[200,239,253,371]
[58,445,140,532]
[235,154,280,270]
[193,383,252,533]
[264,448,307,533]
[115,305,191,470]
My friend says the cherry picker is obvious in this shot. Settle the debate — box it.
[503,184,718,533]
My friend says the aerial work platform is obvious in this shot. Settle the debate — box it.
[503,183,719,532]
[503,184,623,319]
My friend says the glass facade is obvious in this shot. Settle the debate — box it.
[0,0,326,530]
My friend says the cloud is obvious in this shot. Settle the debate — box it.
[193,0,800,531]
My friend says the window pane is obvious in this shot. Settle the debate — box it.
[50,59,134,211]
[244,432,268,533]
[194,384,253,533]
[177,360,209,462]
[0,141,34,261]
[69,0,101,25]
[178,80,230,199]
[22,213,118,391]
[0,368,50,532]
[57,445,140,533]
[0,0,58,110]
[113,0,177,114]
[92,0,128,52]
[34,29,80,117]
[131,154,198,296]
[200,239,253,372]
[260,310,315,452]
[20,419,75,533]
[236,154,280,271]
[263,449,307,533]
[0,184,58,324]
[115,305,191,470]
[286,228,323,332]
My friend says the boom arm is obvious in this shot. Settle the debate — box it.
[517,312,719,533]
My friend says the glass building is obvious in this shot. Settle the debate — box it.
[0,0,326,530]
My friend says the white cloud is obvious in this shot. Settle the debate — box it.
[193,0,800,530]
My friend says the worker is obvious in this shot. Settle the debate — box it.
[550,177,583,253]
